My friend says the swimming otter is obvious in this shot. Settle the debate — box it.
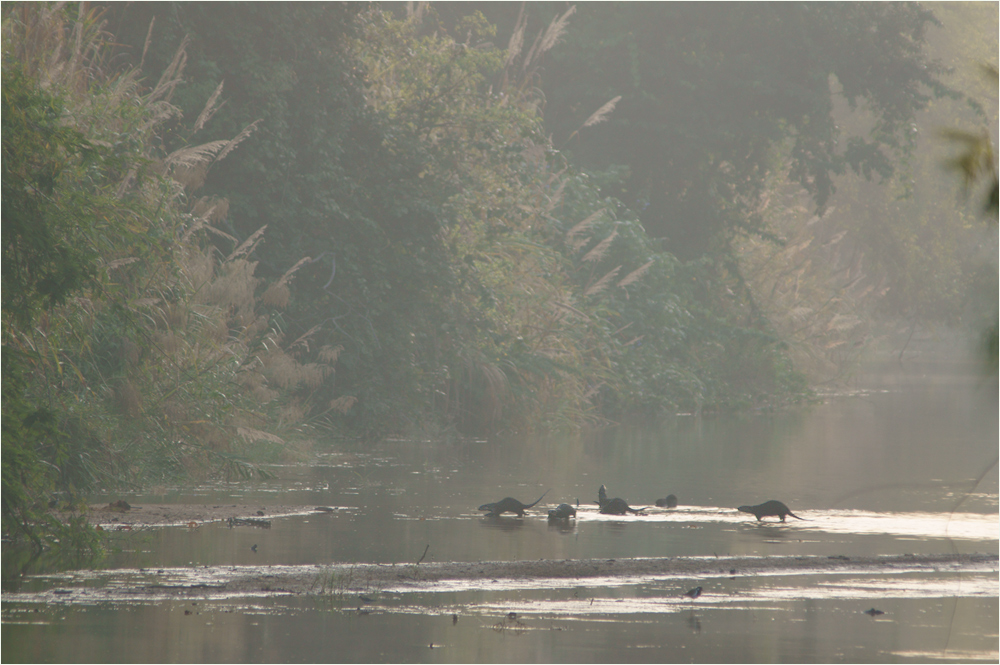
[655,494,678,508]
[479,490,550,517]
[597,485,645,515]
[737,500,804,522]
[547,503,577,520]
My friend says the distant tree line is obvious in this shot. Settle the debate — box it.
[5,2,988,558]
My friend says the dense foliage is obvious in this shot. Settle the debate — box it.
[2,5,332,554]
[3,1,992,559]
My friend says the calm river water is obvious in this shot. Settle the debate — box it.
[2,360,998,662]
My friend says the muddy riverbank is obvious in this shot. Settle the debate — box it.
[24,552,997,602]
[73,503,335,528]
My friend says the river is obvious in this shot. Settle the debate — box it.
[2,359,997,662]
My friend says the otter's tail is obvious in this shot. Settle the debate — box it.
[526,489,550,509]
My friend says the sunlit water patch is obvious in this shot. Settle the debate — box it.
[448,504,999,542]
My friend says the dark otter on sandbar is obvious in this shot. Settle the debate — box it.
[479,490,550,517]
[547,503,577,520]
[597,485,645,515]
[737,499,805,522]
[655,494,678,508]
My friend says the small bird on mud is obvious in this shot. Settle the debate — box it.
[683,586,703,599]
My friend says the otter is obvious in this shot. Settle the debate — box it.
[737,500,804,522]
[597,485,645,515]
[547,503,577,520]
[479,490,550,517]
[655,494,678,508]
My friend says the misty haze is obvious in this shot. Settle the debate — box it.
[2,2,997,663]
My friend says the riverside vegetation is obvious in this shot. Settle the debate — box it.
[2,3,995,577]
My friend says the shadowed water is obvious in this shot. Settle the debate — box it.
[2,361,997,662]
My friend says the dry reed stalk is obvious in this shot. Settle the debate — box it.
[566,209,605,248]
[617,259,654,288]
[583,95,621,128]
[406,1,428,23]
[193,80,225,132]
[505,4,527,69]
[581,229,618,262]
[538,6,576,56]
[286,324,322,354]
[226,225,267,262]
[584,265,622,296]
[165,140,229,168]
[149,36,189,103]
[138,16,155,72]
[318,345,344,363]
[216,119,261,162]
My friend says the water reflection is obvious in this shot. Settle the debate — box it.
[2,364,997,662]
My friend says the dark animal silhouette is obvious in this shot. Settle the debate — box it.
[655,494,678,508]
[738,500,804,522]
[863,608,884,616]
[479,490,549,517]
[597,485,645,515]
[547,503,577,520]
[683,586,702,599]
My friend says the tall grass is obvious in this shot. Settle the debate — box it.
[3,4,344,496]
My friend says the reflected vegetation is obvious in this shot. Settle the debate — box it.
[3,365,998,662]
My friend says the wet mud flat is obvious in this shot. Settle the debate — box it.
[23,552,996,603]
[209,552,1000,595]
[67,503,336,528]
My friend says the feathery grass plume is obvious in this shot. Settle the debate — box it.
[260,256,311,308]
[237,427,286,445]
[826,314,862,333]
[149,35,188,103]
[191,196,230,223]
[226,225,268,262]
[566,209,605,248]
[318,345,344,364]
[183,198,233,243]
[204,259,260,321]
[406,1,428,23]
[581,228,618,262]
[194,80,225,132]
[165,140,229,168]
[285,324,322,354]
[566,95,622,144]
[583,95,621,128]
[538,6,576,56]
[505,4,527,69]
[139,100,183,134]
[584,265,622,296]
[544,177,568,214]
[215,119,261,162]
[617,259,655,288]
